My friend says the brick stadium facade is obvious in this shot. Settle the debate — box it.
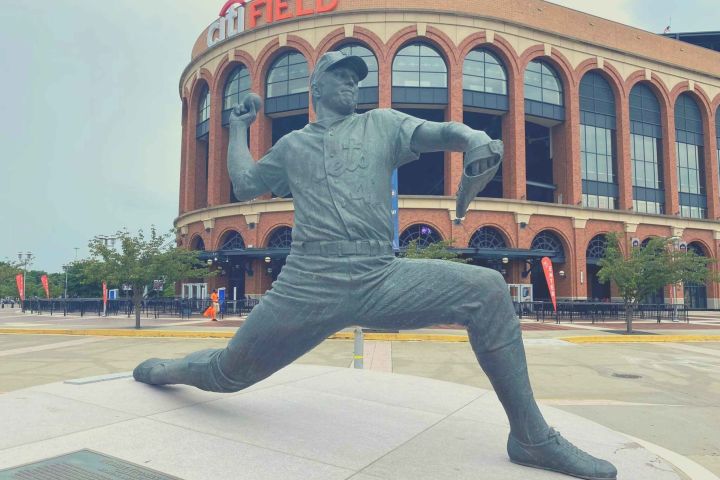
[175,0,720,307]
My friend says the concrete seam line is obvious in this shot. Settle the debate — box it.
[620,432,720,480]
[561,335,720,344]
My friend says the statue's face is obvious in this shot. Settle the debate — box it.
[315,66,359,116]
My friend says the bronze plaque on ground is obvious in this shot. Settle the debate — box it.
[0,449,183,480]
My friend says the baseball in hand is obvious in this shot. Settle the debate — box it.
[243,92,262,113]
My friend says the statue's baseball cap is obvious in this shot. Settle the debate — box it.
[310,51,368,88]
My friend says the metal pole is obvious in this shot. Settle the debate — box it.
[353,327,364,369]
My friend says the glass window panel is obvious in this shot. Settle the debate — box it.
[588,195,598,208]
[393,70,418,87]
[541,74,559,91]
[464,76,484,92]
[400,44,420,56]
[288,62,308,79]
[288,78,308,94]
[527,61,541,73]
[596,129,607,155]
[598,196,608,209]
[419,45,437,56]
[268,67,288,83]
[586,126,597,152]
[524,85,542,102]
[422,56,447,72]
[598,157,608,182]
[525,70,541,87]
[466,50,483,62]
[485,63,505,80]
[484,78,506,95]
[288,53,305,65]
[420,72,447,87]
[544,90,561,105]
[360,72,378,88]
[463,60,484,77]
[267,82,287,97]
[394,55,420,71]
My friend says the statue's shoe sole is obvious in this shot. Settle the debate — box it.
[510,458,617,480]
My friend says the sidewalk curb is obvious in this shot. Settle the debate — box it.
[2,328,720,344]
[0,328,471,342]
[561,334,720,344]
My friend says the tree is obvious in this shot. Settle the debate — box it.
[401,239,467,263]
[597,233,716,334]
[0,261,20,298]
[85,227,211,328]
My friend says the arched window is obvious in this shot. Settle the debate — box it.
[530,231,565,260]
[524,60,563,106]
[586,235,608,265]
[469,226,507,249]
[392,43,447,89]
[266,52,308,98]
[399,224,442,248]
[675,93,706,219]
[196,85,210,138]
[464,49,507,97]
[580,72,618,210]
[267,226,293,249]
[223,65,251,112]
[190,236,205,251]
[337,43,378,88]
[630,83,664,214]
[218,231,245,250]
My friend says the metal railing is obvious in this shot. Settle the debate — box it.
[19,298,262,318]
[515,301,689,324]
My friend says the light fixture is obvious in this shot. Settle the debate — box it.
[558,270,566,278]
[206,259,213,265]
[264,256,271,263]
[502,257,509,264]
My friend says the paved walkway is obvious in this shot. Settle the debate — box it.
[0,366,691,480]
[1,309,720,477]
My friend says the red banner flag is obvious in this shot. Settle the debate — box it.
[41,274,50,299]
[541,257,557,312]
[102,282,108,307]
[15,274,24,301]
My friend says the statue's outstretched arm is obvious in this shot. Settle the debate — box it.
[227,94,274,201]
[411,121,503,218]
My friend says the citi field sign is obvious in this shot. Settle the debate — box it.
[208,0,339,47]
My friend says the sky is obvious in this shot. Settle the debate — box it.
[0,0,718,273]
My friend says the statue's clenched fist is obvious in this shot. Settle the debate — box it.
[230,93,262,126]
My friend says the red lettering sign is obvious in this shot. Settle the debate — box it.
[274,0,293,20]
[315,0,337,13]
[210,0,339,48]
[295,0,314,16]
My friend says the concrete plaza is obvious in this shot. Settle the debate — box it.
[1,308,719,478]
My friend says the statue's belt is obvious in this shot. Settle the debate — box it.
[291,240,394,257]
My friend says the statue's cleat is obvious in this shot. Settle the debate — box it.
[507,428,617,480]
[133,358,168,385]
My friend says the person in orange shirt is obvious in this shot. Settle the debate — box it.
[210,290,220,321]
[203,289,220,321]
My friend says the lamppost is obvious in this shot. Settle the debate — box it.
[17,251,33,310]
[96,235,119,317]
[63,264,70,299]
